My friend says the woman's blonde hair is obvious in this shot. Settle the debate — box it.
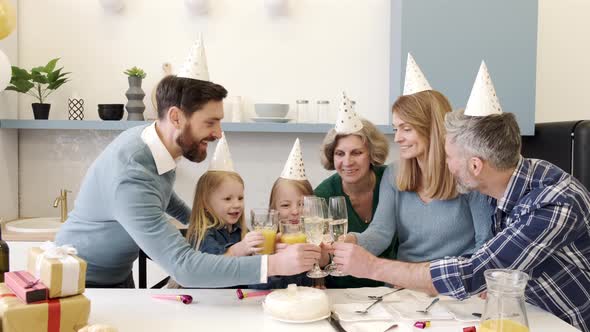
[186,171,247,250]
[268,178,314,210]
[320,119,389,170]
[393,90,458,200]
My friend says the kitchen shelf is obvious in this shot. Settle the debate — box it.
[0,119,394,134]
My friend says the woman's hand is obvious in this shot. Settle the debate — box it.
[227,231,264,256]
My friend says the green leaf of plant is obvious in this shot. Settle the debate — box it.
[56,70,71,80]
[47,68,62,82]
[11,67,31,80]
[31,71,48,84]
[7,79,34,93]
[47,78,68,90]
[43,58,59,73]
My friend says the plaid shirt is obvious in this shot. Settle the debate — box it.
[430,158,590,331]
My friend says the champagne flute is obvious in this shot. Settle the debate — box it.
[326,196,348,276]
[302,196,329,278]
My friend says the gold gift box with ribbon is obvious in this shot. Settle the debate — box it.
[0,283,90,332]
[27,243,87,299]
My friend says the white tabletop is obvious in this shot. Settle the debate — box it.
[84,288,580,332]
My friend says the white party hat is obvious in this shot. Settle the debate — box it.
[208,133,235,172]
[280,138,307,181]
[177,34,210,81]
[334,92,363,134]
[464,61,503,116]
[403,53,432,96]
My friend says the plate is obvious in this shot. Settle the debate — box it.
[251,117,291,123]
[332,303,393,322]
[262,302,329,323]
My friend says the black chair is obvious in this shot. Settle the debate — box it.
[138,227,186,289]
[521,120,590,190]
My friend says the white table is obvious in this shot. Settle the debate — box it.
[85,288,580,332]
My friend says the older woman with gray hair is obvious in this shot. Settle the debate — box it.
[315,111,397,288]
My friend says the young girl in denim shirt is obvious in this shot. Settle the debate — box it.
[168,134,264,288]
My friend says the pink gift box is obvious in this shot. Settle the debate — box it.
[5,271,48,303]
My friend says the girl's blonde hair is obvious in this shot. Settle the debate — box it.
[186,171,247,250]
[268,178,314,210]
[393,90,458,200]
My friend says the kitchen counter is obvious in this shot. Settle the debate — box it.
[84,288,579,332]
[2,218,187,242]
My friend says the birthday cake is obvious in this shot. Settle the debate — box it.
[264,284,330,322]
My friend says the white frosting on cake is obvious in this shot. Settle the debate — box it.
[264,284,330,321]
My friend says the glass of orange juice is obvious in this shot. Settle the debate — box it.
[279,219,307,244]
[250,208,278,255]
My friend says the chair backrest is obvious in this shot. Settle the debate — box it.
[573,121,590,190]
[521,120,590,190]
[138,227,187,289]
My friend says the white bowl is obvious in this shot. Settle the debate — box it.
[254,103,289,118]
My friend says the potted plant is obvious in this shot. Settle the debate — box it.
[6,58,70,120]
[124,66,146,121]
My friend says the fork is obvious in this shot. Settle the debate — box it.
[416,297,440,314]
[355,298,383,314]
[368,288,405,300]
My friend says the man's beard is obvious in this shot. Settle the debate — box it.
[455,166,478,194]
[456,179,472,194]
[176,125,212,163]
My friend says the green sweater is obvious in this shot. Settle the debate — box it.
[314,165,397,288]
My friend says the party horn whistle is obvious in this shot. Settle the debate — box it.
[236,289,272,300]
[152,294,193,304]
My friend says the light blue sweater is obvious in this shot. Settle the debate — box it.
[355,165,494,262]
[56,125,262,286]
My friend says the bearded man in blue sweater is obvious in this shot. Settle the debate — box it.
[56,76,320,288]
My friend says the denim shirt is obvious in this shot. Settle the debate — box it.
[197,225,242,255]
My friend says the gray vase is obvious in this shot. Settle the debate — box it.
[125,76,146,121]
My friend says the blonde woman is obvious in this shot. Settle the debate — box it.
[345,90,493,262]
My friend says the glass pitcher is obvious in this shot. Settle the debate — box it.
[480,269,530,332]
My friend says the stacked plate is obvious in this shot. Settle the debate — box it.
[252,103,291,123]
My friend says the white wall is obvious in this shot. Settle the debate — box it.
[0,0,18,221]
[12,0,393,218]
[6,0,590,219]
[16,0,391,124]
[536,0,590,123]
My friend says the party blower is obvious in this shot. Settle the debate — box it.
[151,294,194,304]
[236,289,272,300]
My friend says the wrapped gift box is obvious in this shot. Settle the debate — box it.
[0,283,90,332]
[5,271,48,303]
[27,243,87,298]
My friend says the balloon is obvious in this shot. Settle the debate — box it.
[0,49,10,91]
[0,0,17,40]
